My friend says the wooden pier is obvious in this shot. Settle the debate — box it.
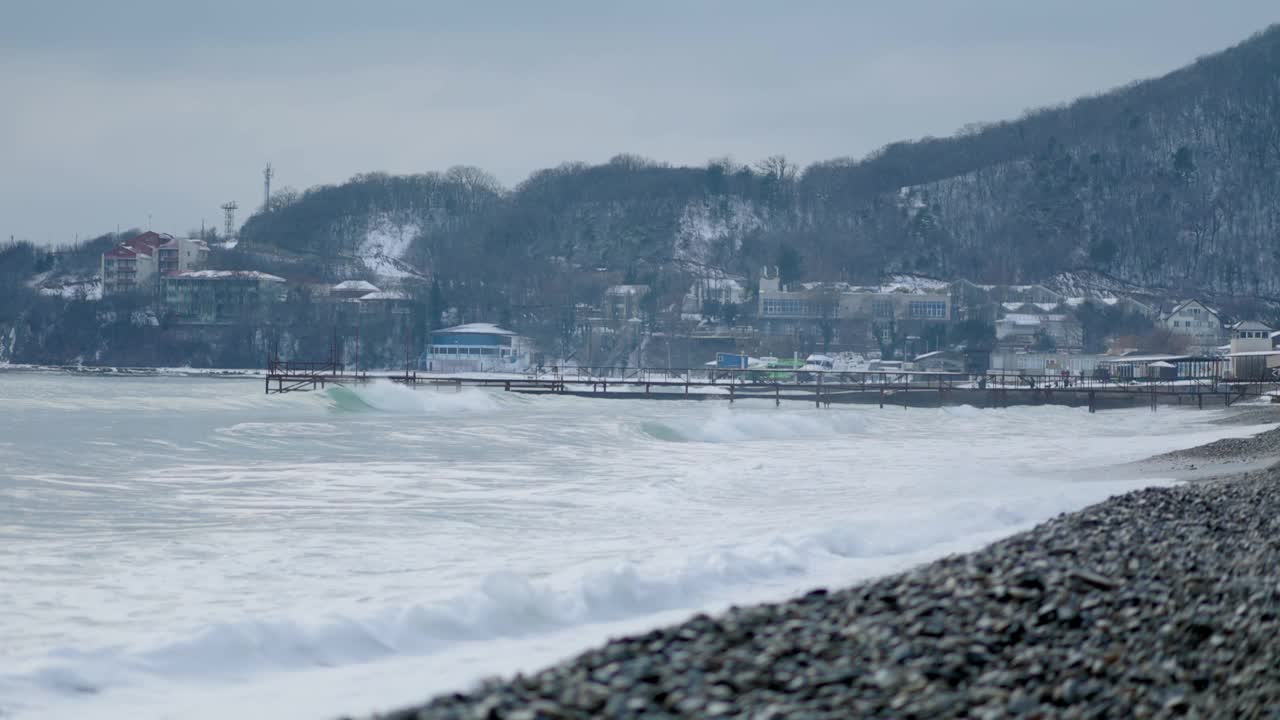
[264,359,1280,411]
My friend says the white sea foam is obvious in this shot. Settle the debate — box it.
[641,405,868,443]
[3,477,1163,715]
[322,380,501,415]
[0,373,1268,719]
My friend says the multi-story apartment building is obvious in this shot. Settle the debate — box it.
[162,270,287,324]
[102,232,208,295]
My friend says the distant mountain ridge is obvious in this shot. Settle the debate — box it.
[236,25,1280,303]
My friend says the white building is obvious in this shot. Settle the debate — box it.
[681,274,748,320]
[424,323,530,373]
[1227,320,1279,380]
[1160,300,1224,352]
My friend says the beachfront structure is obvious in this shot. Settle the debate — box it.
[1096,353,1227,380]
[1160,300,1224,352]
[102,232,207,295]
[1227,320,1280,380]
[162,270,287,324]
[989,351,1103,377]
[425,323,529,373]
[756,268,951,348]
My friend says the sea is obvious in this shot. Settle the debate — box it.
[0,371,1267,719]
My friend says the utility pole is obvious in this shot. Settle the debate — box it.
[263,163,274,212]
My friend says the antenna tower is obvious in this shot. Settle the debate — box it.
[220,201,239,240]
[263,163,274,211]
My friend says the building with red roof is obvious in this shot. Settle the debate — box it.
[101,232,209,295]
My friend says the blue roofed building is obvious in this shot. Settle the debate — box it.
[425,323,530,373]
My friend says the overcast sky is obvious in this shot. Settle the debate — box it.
[4,1,1278,245]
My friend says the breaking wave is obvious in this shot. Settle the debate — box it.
[640,406,870,443]
[322,381,501,415]
[5,480,1163,705]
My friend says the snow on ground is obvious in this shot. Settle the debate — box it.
[358,216,423,281]
[37,277,102,301]
[1043,270,1151,299]
[878,273,950,294]
[674,199,764,264]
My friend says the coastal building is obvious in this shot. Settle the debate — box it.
[995,312,1083,350]
[989,351,1103,377]
[756,267,951,349]
[604,285,650,324]
[101,244,154,295]
[162,270,287,324]
[1226,320,1279,380]
[1159,300,1224,352]
[331,280,381,300]
[1096,353,1227,380]
[156,236,209,277]
[424,323,529,373]
[357,290,413,316]
[102,232,207,295]
[680,273,748,321]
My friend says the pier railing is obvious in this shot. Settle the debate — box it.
[263,358,1279,409]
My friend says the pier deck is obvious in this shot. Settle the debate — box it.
[264,360,1279,411]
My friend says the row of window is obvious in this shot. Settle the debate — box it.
[430,346,511,356]
[762,299,817,316]
[908,301,947,318]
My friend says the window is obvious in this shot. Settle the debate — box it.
[762,298,815,316]
[872,300,893,318]
[908,301,946,319]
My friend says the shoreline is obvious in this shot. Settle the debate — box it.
[372,405,1280,718]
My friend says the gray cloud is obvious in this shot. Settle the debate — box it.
[3,0,1277,244]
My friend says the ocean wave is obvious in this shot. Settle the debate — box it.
[4,482,1160,706]
[640,407,870,443]
[321,381,501,415]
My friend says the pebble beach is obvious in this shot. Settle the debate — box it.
[374,411,1280,719]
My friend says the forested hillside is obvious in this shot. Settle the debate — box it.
[237,24,1280,302]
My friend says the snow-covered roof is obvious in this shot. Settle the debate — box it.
[1098,354,1190,364]
[359,290,410,301]
[1147,361,1177,368]
[607,284,649,295]
[999,314,1044,326]
[877,274,950,294]
[433,323,517,336]
[1231,320,1272,331]
[1226,350,1280,357]
[170,270,285,282]
[1168,299,1219,318]
[333,280,380,293]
